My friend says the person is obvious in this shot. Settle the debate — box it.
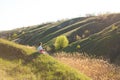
[37,42,44,54]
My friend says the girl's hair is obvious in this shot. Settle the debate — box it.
[39,42,42,46]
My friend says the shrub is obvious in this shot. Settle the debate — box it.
[111,25,118,30]
[76,45,81,49]
[45,46,52,51]
[22,31,25,35]
[12,33,18,38]
[76,35,81,40]
[54,35,69,50]
[82,34,85,38]
[84,30,90,34]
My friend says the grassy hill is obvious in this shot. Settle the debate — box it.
[0,38,91,80]
[65,21,120,64]
[0,13,120,64]
[0,13,120,45]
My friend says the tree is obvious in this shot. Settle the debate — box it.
[54,35,69,50]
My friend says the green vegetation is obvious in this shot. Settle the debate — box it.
[76,45,81,49]
[0,38,91,80]
[76,34,81,40]
[54,35,69,50]
[0,13,120,80]
[64,22,120,64]
[12,33,18,38]
[28,54,90,80]
[0,13,120,65]
[111,25,118,30]
[0,58,36,80]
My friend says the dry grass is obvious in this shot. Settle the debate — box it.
[53,52,120,80]
[26,45,36,50]
[0,69,13,80]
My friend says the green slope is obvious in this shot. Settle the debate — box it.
[65,21,120,64]
[0,39,91,80]
[1,13,120,46]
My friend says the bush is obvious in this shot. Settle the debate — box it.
[76,35,81,40]
[54,35,69,50]
[111,25,118,30]
[76,45,81,49]
[12,33,18,39]
[45,46,52,51]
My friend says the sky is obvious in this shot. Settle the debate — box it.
[0,0,120,31]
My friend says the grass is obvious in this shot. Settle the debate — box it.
[0,13,120,79]
[53,52,120,80]
[0,13,120,46]
[27,54,91,80]
[0,38,36,55]
[64,21,120,64]
[0,58,36,80]
[0,38,91,80]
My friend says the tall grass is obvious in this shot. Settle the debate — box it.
[53,52,120,80]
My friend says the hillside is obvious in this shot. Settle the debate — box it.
[1,13,120,45]
[0,38,91,80]
[65,21,120,64]
[0,13,120,64]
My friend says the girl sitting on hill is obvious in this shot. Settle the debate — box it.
[37,42,45,54]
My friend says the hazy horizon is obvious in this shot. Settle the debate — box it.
[0,0,120,31]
